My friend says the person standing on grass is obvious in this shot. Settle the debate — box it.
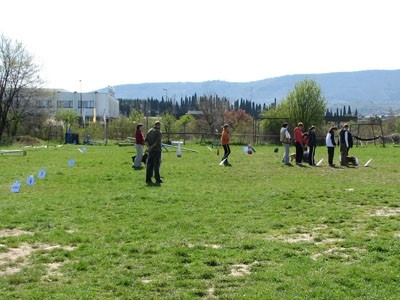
[145,120,163,185]
[294,122,305,165]
[220,124,231,166]
[133,123,145,170]
[326,126,337,167]
[308,126,317,166]
[280,122,291,165]
[339,124,353,166]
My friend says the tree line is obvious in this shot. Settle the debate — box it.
[119,94,273,118]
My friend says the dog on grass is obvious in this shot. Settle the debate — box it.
[341,156,359,166]
[290,151,309,163]
[132,152,148,167]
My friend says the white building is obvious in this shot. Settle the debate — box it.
[37,88,119,121]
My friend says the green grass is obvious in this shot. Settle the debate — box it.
[1,143,400,299]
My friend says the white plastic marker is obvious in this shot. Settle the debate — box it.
[316,158,324,166]
[38,169,46,179]
[176,142,182,157]
[364,159,372,167]
[10,180,21,193]
[68,158,75,167]
[219,158,227,165]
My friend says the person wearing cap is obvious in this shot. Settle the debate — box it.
[339,124,353,166]
[133,123,145,169]
[145,121,163,185]
[280,122,291,165]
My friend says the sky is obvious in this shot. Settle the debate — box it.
[1,0,399,93]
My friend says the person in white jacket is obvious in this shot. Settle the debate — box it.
[326,126,337,167]
[280,122,291,165]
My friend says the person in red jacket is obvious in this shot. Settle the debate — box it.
[133,123,145,169]
[293,122,304,165]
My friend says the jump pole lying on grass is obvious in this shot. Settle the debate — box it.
[161,144,199,153]
[364,159,372,167]
[0,149,27,156]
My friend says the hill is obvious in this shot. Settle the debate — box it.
[98,70,400,116]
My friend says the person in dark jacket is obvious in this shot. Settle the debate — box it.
[339,124,353,166]
[307,126,317,166]
[145,121,163,185]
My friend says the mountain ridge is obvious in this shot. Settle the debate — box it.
[98,69,400,115]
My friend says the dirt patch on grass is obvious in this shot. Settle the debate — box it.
[230,264,251,276]
[186,243,222,249]
[0,229,75,277]
[229,261,259,277]
[0,242,75,276]
[265,225,343,245]
[372,207,400,217]
[311,246,367,261]
[0,229,34,238]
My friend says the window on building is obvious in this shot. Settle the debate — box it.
[57,101,73,108]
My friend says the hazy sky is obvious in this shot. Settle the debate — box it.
[1,0,399,93]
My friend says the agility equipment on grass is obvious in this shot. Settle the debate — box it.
[364,159,372,167]
[243,144,256,154]
[219,158,227,165]
[0,149,26,156]
[176,142,182,157]
[10,181,21,193]
[162,143,199,153]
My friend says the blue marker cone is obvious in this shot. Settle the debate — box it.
[11,180,21,193]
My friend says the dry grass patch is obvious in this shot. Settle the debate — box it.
[229,261,259,277]
[0,229,75,277]
[311,246,367,261]
[0,242,75,276]
[0,229,34,238]
[372,207,400,217]
[265,225,343,245]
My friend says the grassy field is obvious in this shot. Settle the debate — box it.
[1,142,400,299]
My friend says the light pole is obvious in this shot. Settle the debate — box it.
[79,80,83,126]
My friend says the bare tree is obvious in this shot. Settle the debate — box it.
[0,34,42,142]
[197,95,228,134]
